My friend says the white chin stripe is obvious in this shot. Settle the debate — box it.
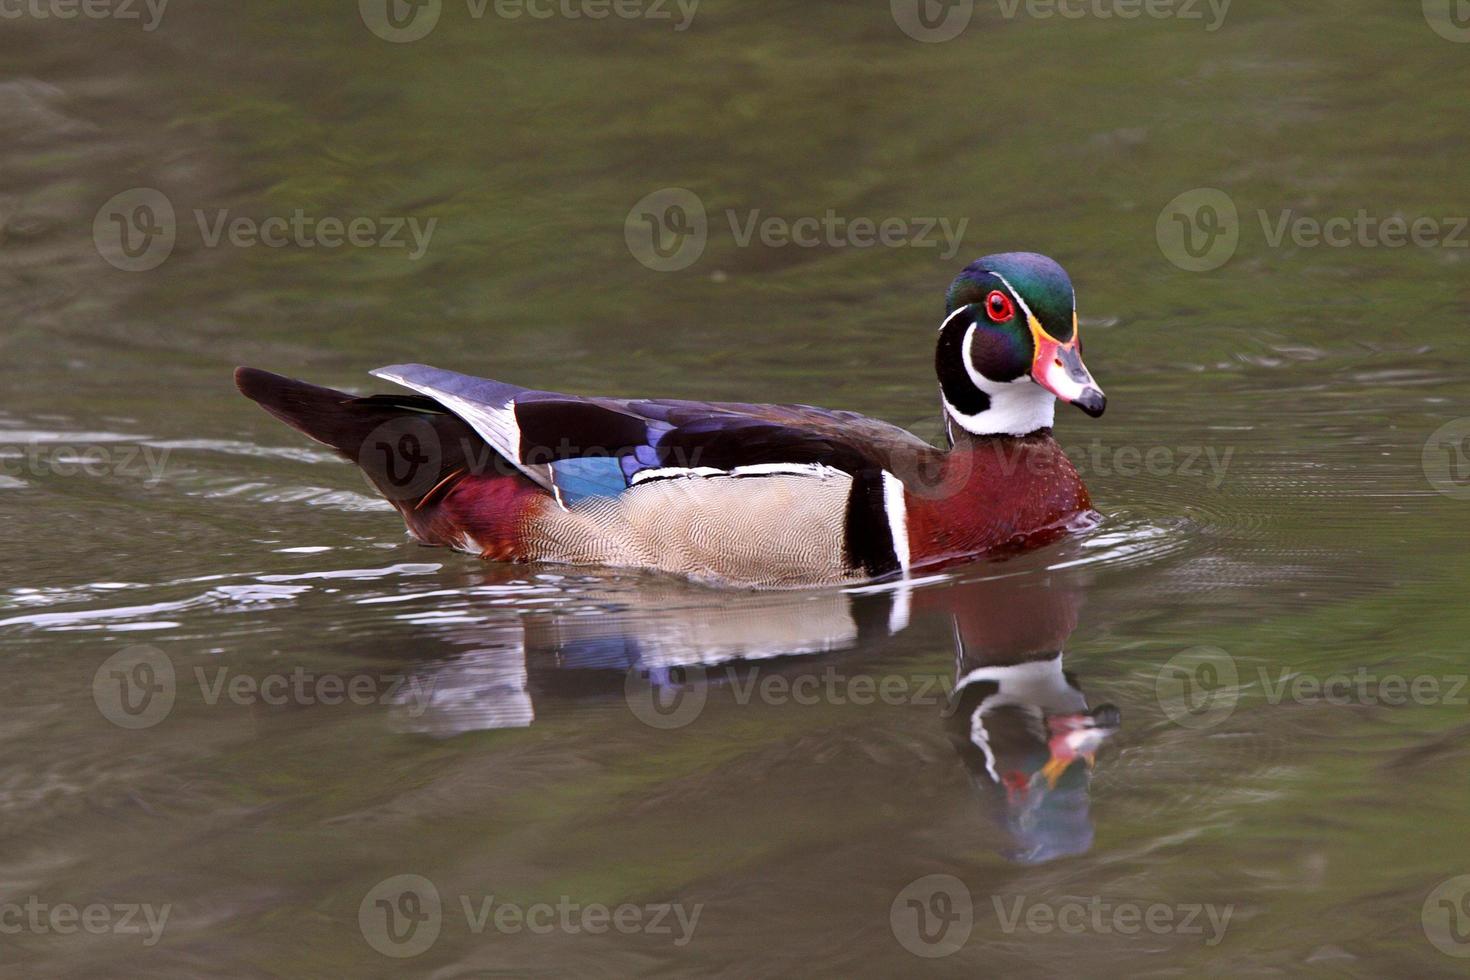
[943,383,1055,437]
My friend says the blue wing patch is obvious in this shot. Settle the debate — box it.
[548,456,633,506]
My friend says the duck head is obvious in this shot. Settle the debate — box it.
[936,252,1105,438]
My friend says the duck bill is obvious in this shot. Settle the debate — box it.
[1031,321,1106,418]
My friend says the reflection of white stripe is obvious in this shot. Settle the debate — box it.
[887,582,911,634]
[881,470,910,577]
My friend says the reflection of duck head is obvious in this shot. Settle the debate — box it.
[928,575,1119,864]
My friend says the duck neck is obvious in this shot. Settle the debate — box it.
[942,383,1057,441]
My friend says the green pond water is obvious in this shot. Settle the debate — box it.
[2,1,1469,975]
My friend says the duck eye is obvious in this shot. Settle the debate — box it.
[985,290,1015,323]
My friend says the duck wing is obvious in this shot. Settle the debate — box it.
[370,363,937,506]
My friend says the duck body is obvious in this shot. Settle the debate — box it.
[236,252,1106,589]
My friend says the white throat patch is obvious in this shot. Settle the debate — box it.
[942,321,1056,437]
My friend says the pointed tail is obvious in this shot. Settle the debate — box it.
[234,366,514,518]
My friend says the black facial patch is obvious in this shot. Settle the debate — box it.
[935,309,990,415]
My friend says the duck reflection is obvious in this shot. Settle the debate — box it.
[931,576,1119,864]
[388,567,1117,862]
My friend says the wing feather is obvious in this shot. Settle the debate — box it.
[371,364,938,506]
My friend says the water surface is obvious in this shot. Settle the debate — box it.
[2,2,1469,975]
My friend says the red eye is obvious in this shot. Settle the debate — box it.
[985,290,1015,323]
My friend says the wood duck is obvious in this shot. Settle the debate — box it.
[236,252,1106,588]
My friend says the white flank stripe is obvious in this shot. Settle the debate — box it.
[629,466,725,485]
[731,462,844,480]
[630,461,844,486]
[881,470,910,577]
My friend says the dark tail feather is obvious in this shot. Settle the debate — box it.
[234,367,515,518]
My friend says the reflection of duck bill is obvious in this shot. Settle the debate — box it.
[1037,705,1120,788]
[938,574,1119,863]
